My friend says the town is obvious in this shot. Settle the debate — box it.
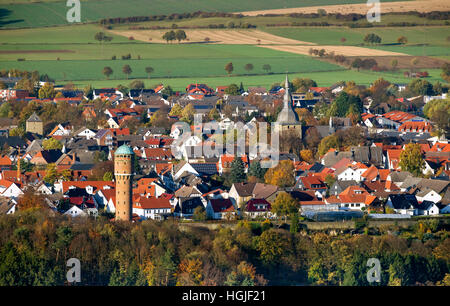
[0,71,448,222]
[0,0,449,288]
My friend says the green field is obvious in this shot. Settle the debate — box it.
[63,68,445,91]
[0,41,346,80]
[0,0,411,29]
[262,26,450,47]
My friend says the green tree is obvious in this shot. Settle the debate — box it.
[42,138,62,150]
[193,206,207,221]
[38,83,56,99]
[225,84,240,95]
[244,63,254,74]
[408,79,433,96]
[43,163,58,184]
[423,99,450,138]
[103,171,113,181]
[162,31,176,43]
[256,229,286,265]
[175,30,187,43]
[129,80,145,89]
[225,62,234,76]
[399,143,425,176]
[272,192,298,222]
[262,64,271,73]
[230,156,246,183]
[102,66,113,80]
[318,135,340,157]
[181,103,195,124]
[169,104,183,117]
[248,161,265,181]
[122,65,132,80]
[145,66,154,79]
[208,107,220,121]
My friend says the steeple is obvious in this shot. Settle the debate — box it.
[276,74,299,124]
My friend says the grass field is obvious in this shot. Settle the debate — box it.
[262,26,450,47]
[0,42,345,81]
[63,68,445,91]
[0,0,408,29]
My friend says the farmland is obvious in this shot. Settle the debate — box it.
[0,42,345,81]
[241,0,450,15]
[0,0,409,29]
[65,68,446,91]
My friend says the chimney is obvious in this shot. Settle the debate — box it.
[72,152,76,163]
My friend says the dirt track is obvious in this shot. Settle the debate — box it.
[259,44,408,57]
[108,29,315,45]
[240,0,450,16]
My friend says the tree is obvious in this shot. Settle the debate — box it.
[262,64,271,73]
[38,83,56,99]
[423,99,450,138]
[103,171,113,181]
[122,65,132,80]
[300,149,314,163]
[351,58,363,71]
[292,78,317,92]
[94,32,112,57]
[145,67,154,79]
[225,84,240,96]
[17,188,46,211]
[272,192,298,221]
[169,104,183,117]
[399,143,425,177]
[42,138,62,150]
[181,103,195,124]
[230,156,246,183]
[408,79,433,96]
[264,160,295,187]
[193,206,206,221]
[256,229,286,265]
[162,31,176,43]
[244,63,254,74]
[208,107,220,121]
[43,163,58,184]
[225,62,234,76]
[128,80,145,89]
[397,36,408,44]
[363,33,381,45]
[391,59,398,71]
[324,174,336,189]
[175,30,187,43]
[441,63,450,82]
[318,135,339,157]
[102,66,113,80]
[248,161,265,181]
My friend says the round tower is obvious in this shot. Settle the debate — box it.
[114,144,134,221]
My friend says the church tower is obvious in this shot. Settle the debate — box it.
[275,75,302,138]
[114,144,134,221]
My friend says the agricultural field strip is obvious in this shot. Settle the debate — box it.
[240,0,450,15]
[107,29,316,45]
[260,45,408,57]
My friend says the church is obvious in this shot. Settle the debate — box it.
[275,75,302,139]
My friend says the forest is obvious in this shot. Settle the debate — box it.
[0,208,449,286]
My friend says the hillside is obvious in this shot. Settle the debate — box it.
[0,0,410,29]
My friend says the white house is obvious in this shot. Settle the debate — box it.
[76,128,97,139]
[0,180,23,198]
[64,205,87,217]
[132,196,172,220]
[416,188,442,204]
